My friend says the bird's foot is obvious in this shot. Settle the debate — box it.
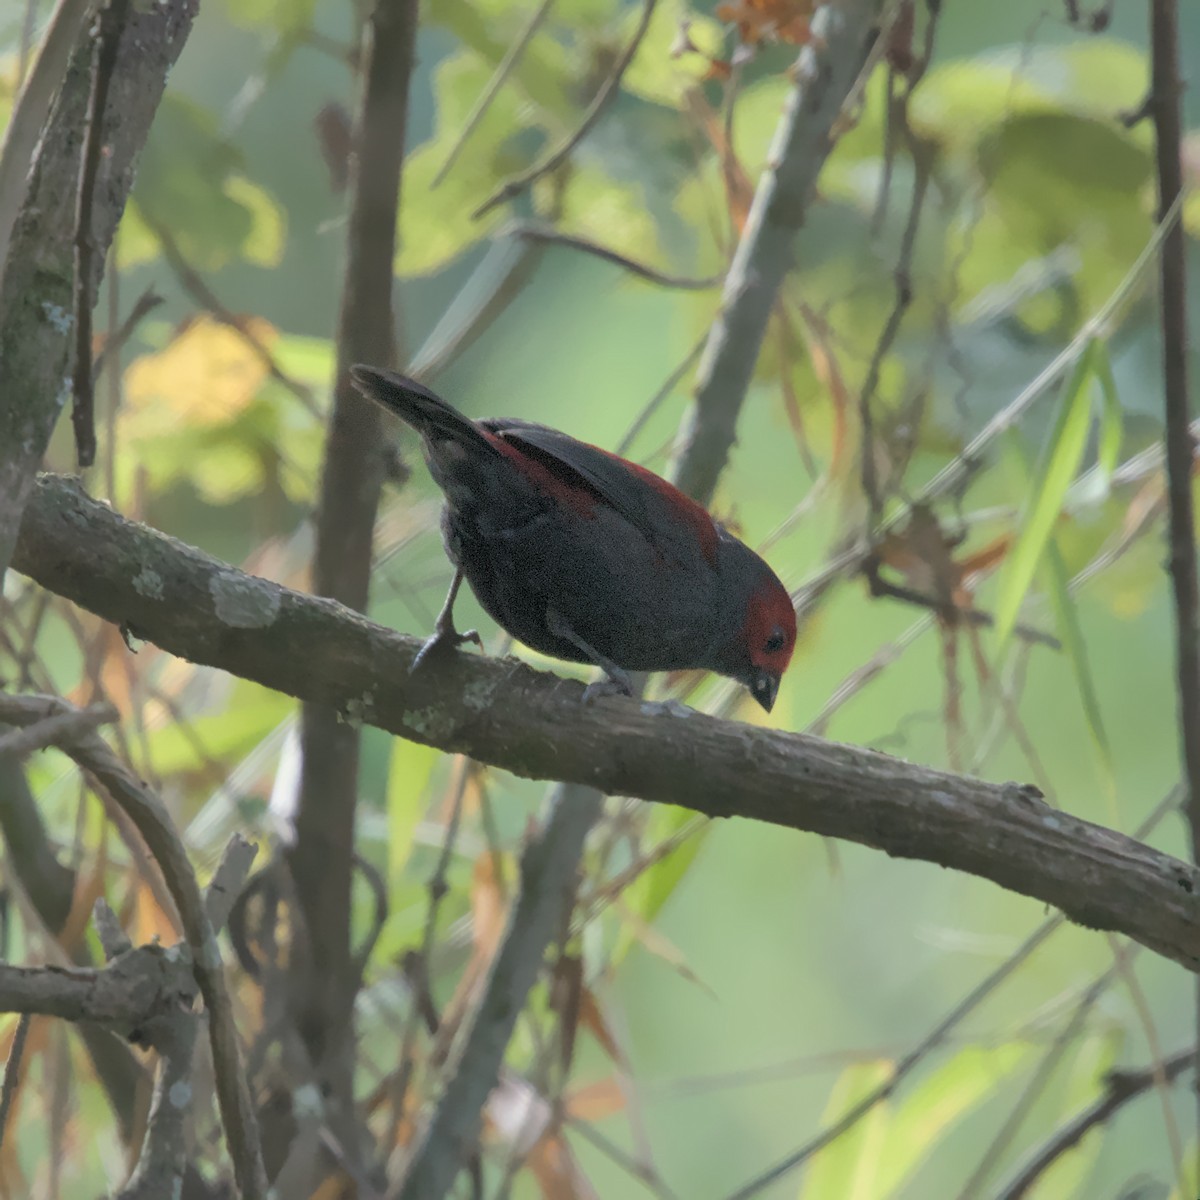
[581,668,633,705]
[412,622,483,672]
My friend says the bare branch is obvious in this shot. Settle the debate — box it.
[0,699,115,760]
[0,0,95,274]
[673,0,882,505]
[995,1046,1193,1200]
[1148,0,1200,1152]
[71,0,131,468]
[14,475,1200,977]
[0,0,197,581]
[0,692,268,1199]
[507,222,725,291]
[293,0,420,1154]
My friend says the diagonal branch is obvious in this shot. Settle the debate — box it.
[390,784,603,1199]
[995,1045,1194,1200]
[13,473,1200,976]
[673,0,882,505]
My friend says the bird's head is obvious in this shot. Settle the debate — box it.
[736,572,796,712]
[709,546,796,713]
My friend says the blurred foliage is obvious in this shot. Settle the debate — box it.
[2,0,1200,1196]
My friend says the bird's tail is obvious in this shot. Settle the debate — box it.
[350,365,494,453]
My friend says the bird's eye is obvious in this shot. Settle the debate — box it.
[764,628,786,654]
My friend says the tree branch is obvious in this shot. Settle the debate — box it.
[0,0,197,581]
[13,474,1200,976]
[1148,0,1200,1153]
[994,1046,1194,1200]
[293,0,419,1132]
[391,784,603,1198]
[673,0,882,505]
[0,691,268,1199]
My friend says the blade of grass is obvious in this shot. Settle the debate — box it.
[994,341,1100,644]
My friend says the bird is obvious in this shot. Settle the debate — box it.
[349,365,796,711]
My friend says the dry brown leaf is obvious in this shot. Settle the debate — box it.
[526,1132,595,1200]
[716,0,814,46]
[578,987,625,1067]
[565,1077,628,1122]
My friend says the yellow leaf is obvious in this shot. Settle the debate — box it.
[123,315,277,435]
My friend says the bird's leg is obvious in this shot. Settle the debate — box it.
[545,607,633,702]
[413,569,483,671]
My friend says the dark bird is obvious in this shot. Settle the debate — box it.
[350,366,796,711]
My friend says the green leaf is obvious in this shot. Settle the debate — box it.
[1028,1032,1118,1199]
[1043,533,1112,773]
[224,175,287,267]
[221,0,317,32]
[428,0,573,117]
[994,342,1099,644]
[620,3,724,109]
[128,93,287,270]
[386,737,442,889]
[144,692,291,776]
[799,1045,1028,1200]
[911,40,1149,154]
[878,1044,1028,1196]
[1091,338,1123,488]
[397,52,530,275]
[797,1061,893,1200]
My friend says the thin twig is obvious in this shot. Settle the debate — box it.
[433,0,557,187]
[673,0,881,506]
[616,333,708,457]
[0,694,268,1199]
[72,0,130,468]
[389,760,474,1136]
[145,214,321,417]
[472,0,659,220]
[858,8,940,526]
[995,1046,1194,1199]
[1148,0,1200,1159]
[1106,932,1186,1188]
[725,914,1067,1199]
[0,701,116,760]
[723,790,1180,1200]
[92,287,164,376]
[864,561,1061,649]
[507,222,725,291]
[391,784,604,1199]
[954,949,1128,1199]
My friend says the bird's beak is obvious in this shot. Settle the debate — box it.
[748,669,780,713]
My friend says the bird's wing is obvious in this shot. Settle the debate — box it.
[485,420,720,567]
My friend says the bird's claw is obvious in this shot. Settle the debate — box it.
[581,672,633,705]
[412,625,483,673]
